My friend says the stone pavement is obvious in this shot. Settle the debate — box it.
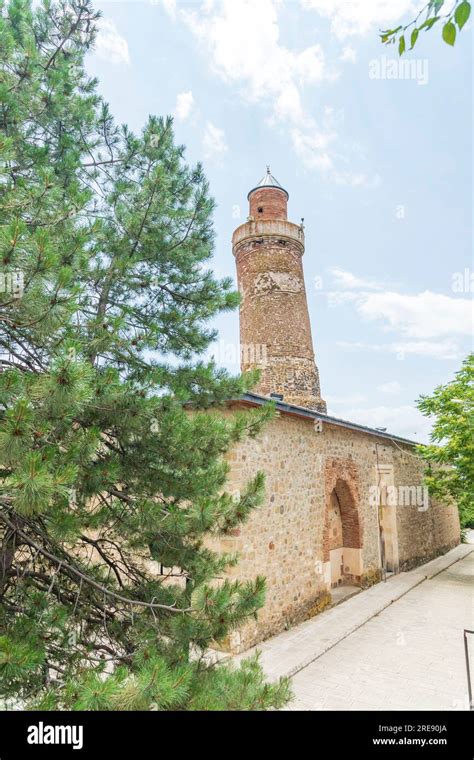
[234,543,474,710]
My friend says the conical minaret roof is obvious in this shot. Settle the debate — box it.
[247,166,289,200]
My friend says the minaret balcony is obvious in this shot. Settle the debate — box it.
[232,219,305,250]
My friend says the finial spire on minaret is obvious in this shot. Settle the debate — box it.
[247,167,289,201]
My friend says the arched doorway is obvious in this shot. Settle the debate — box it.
[328,489,344,586]
[324,463,363,588]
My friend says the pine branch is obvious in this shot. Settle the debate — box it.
[0,511,191,613]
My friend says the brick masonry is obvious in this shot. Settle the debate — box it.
[234,185,326,413]
[248,186,288,221]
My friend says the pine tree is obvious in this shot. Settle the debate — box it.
[0,0,290,710]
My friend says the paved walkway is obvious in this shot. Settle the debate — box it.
[235,543,474,710]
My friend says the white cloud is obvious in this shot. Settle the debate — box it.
[327,402,432,442]
[378,380,402,394]
[330,267,384,290]
[162,0,374,183]
[341,46,357,63]
[295,45,327,85]
[391,340,464,360]
[202,121,228,161]
[95,19,130,65]
[334,171,382,187]
[291,127,336,171]
[336,339,463,361]
[301,0,422,41]
[161,0,177,19]
[174,91,195,122]
[358,291,473,339]
[328,269,473,347]
[176,0,328,124]
[325,393,367,404]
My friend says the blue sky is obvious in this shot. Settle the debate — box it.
[86,0,472,441]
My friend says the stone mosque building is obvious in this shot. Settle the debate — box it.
[214,169,460,654]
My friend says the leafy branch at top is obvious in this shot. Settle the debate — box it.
[380,0,471,54]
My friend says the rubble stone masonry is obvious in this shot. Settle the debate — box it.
[211,407,460,653]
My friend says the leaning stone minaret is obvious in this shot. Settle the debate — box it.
[233,168,326,413]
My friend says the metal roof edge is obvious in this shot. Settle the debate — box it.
[235,391,420,447]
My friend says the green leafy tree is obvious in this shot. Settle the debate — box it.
[0,0,290,710]
[417,354,474,529]
[380,0,471,53]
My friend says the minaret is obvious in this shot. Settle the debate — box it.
[233,168,326,413]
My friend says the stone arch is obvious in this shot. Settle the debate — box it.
[324,460,363,587]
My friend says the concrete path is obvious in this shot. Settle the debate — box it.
[235,543,474,710]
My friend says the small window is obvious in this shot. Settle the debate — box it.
[257,206,263,213]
